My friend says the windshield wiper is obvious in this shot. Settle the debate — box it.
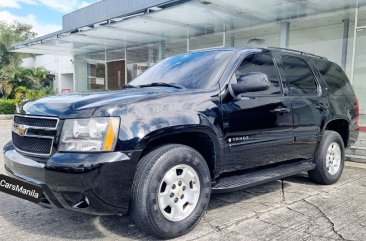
[136,82,184,89]
[122,84,138,89]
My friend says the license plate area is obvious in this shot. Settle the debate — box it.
[0,174,42,203]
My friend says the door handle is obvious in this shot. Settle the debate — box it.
[316,103,328,111]
[270,107,290,114]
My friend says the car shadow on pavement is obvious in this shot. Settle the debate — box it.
[0,174,311,240]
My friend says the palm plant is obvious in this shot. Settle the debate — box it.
[0,66,18,98]
[0,66,53,99]
[0,79,14,99]
[24,67,48,89]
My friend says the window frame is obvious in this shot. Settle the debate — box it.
[227,52,285,97]
[278,54,321,97]
[311,59,353,96]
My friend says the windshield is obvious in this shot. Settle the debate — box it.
[129,50,235,90]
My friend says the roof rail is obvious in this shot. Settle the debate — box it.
[267,47,328,60]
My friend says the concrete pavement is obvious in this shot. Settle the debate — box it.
[0,120,365,241]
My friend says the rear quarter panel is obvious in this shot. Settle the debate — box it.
[311,60,359,147]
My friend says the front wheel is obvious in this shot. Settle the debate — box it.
[309,130,345,185]
[130,144,211,239]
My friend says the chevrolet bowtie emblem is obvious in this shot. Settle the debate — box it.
[13,123,27,136]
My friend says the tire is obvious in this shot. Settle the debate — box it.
[130,144,211,239]
[309,130,345,185]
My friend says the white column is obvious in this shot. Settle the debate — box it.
[158,41,166,60]
[351,5,359,85]
[341,18,350,70]
[280,21,290,48]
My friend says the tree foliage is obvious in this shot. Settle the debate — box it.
[0,21,54,112]
[0,66,55,100]
[0,21,36,68]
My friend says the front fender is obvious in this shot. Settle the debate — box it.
[118,112,201,150]
[103,92,222,151]
[135,123,220,150]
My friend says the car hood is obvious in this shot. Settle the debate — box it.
[20,87,186,118]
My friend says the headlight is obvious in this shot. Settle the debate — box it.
[59,117,120,152]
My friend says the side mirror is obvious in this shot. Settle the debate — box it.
[230,72,270,96]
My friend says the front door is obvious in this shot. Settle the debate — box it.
[107,60,125,90]
[222,53,295,172]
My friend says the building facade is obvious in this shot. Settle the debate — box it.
[21,55,74,93]
[13,0,366,113]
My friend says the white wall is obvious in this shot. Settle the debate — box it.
[21,55,74,93]
[60,73,74,92]
[289,22,354,77]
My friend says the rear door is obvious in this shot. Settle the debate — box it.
[222,52,296,171]
[277,54,328,160]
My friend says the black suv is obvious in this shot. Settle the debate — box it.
[2,47,359,239]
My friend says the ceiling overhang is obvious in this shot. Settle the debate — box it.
[13,0,365,56]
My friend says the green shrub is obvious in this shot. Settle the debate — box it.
[14,86,55,104]
[0,99,16,114]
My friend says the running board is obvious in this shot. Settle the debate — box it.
[212,161,315,193]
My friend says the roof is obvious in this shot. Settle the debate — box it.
[190,47,329,61]
[267,47,328,60]
[62,0,186,31]
[13,0,188,52]
[12,0,365,56]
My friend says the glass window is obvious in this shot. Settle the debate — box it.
[127,46,157,82]
[235,53,281,95]
[281,55,318,95]
[226,23,280,48]
[129,50,234,90]
[313,60,353,95]
[86,52,106,90]
[353,8,366,114]
[189,32,224,51]
[88,63,105,90]
[77,51,107,91]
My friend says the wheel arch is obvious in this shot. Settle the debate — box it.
[135,126,220,179]
[324,118,350,148]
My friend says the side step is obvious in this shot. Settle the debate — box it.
[212,161,315,193]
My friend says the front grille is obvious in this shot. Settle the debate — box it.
[12,115,59,157]
[13,115,58,128]
[12,132,53,155]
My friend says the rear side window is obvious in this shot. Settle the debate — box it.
[280,55,318,95]
[313,60,353,95]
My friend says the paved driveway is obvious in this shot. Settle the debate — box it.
[0,120,365,241]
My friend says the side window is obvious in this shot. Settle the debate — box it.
[235,53,281,95]
[281,55,318,95]
[313,60,353,95]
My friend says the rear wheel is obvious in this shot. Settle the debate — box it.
[309,130,345,184]
[130,144,211,239]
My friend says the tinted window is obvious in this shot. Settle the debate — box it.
[235,54,281,95]
[129,50,234,90]
[281,55,318,95]
[313,60,353,95]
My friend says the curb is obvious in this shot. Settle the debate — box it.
[345,160,366,169]
[346,156,366,164]
[0,114,14,120]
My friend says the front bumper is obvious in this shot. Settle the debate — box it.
[3,142,139,215]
